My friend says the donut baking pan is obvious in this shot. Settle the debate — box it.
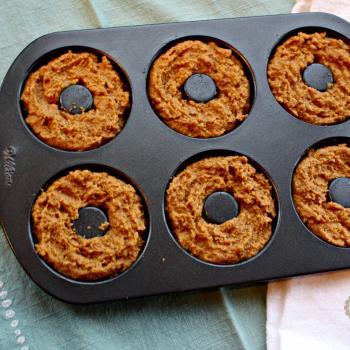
[1,12,350,303]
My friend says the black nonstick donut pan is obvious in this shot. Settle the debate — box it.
[1,13,350,304]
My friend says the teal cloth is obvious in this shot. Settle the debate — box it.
[0,1,293,349]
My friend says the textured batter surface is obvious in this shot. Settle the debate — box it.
[32,170,146,281]
[166,156,276,264]
[148,40,251,138]
[21,51,130,151]
[268,32,350,125]
[293,144,350,247]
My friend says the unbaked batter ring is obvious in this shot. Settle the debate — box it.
[32,169,146,281]
[293,144,350,246]
[268,32,350,125]
[148,40,251,138]
[166,156,276,264]
[21,51,130,151]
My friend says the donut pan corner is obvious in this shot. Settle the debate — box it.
[1,13,350,303]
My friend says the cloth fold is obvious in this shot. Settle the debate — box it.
[267,271,350,350]
[292,0,350,21]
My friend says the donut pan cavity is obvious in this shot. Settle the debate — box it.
[1,13,350,303]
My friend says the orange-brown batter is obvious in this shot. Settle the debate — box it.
[21,51,130,151]
[32,170,146,281]
[148,40,251,138]
[166,156,276,264]
[293,144,350,246]
[268,32,350,125]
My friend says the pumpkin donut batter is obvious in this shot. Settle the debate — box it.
[32,170,146,281]
[268,32,350,125]
[293,144,350,247]
[21,51,130,151]
[166,156,276,264]
[148,40,251,138]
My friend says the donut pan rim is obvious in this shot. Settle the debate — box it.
[1,12,350,303]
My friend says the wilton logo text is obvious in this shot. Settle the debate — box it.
[3,146,16,186]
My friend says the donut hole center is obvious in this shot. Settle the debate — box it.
[182,73,218,103]
[302,63,334,92]
[59,84,94,114]
[203,191,239,224]
[328,177,350,208]
[72,206,109,239]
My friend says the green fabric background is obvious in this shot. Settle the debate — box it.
[0,1,293,349]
